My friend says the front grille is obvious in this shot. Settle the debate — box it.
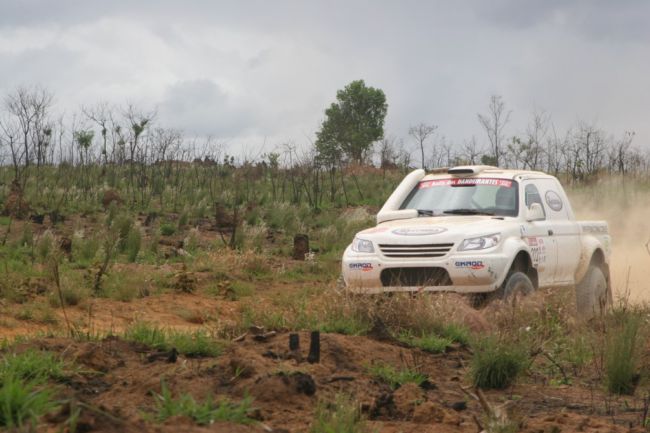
[378,243,454,258]
[380,267,452,287]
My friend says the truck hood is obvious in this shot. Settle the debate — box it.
[356,216,516,244]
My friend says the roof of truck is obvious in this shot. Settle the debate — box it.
[423,165,554,181]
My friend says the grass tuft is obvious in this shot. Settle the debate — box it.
[471,335,527,389]
[397,331,453,353]
[0,350,68,383]
[367,362,427,389]
[124,323,223,357]
[311,393,367,433]
[154,382,253,425]
[0,375,58,429]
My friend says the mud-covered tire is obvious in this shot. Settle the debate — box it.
[469,271,534,308]
[499,271,535,302]
[576,265,610,317]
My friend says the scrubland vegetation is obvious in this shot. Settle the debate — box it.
[1,85,650,431]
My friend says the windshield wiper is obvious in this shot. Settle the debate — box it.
[417,209,436,217]
[443,209,495,216]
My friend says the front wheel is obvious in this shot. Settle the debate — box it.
[499,271,535,302]
[469,271,534,309]
[576,265,611,318]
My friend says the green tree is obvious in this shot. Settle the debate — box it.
[316,80,388,165]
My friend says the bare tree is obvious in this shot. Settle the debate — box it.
[462,136,481,165]
[609,130,635,174]
[524,109,550,170]
[408,122,437,169]
[83,102,112,164]
[478,95,510,167]
[4,86,53,170]
[378,135,399,169]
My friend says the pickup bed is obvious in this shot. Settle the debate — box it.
[341,165,612,315]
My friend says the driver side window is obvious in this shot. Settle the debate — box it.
[524,184,546,216]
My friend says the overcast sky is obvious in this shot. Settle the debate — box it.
[1,0,648,157]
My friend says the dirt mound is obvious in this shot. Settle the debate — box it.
[9,329,641,433]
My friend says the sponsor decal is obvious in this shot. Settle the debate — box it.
[391,227,447,236]
[525,237,546,264]
[525,236,538,246]
[418,178,513,189]
[349,262,373,272]
[455,260,485,270]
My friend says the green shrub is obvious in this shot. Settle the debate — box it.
[178,211,189,229]
[19,224,33,248]
[168,330,223,357]
[367,362,427,389]
[125,227,142,262]
[124,322,167,349]
[318,308,371,336]
[225,280,255,300]
[154,382,253,425]
[440,323,471,346]
[0,350,67,383]
[311,393,367,433]
[50,285,86,307]
[160,223,176,236]
[184,228,200,253]
[36,232,54,262]
[0,375,58,429]
[113,214,133,245]
[605,312,641,395]
[123,323,223,357]
[397,331,453,354]
[471,336,527,389]
[72,234,100,263]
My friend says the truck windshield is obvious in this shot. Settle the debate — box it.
[400,178,519,217]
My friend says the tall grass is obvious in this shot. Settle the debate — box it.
[605,311,642,395]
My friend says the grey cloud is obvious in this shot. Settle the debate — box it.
[158,79,256,138]
[0,0,648,153]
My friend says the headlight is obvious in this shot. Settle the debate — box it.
[351,237,375,253]
[458,233,501,251]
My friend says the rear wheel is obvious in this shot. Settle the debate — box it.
[576,265,611,317]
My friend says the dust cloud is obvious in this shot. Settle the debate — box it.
[568,177,650,303]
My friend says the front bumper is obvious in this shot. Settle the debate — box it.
[341,246,510,294]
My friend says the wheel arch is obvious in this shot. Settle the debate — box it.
[575,236,610,286]
[502,249,539,289]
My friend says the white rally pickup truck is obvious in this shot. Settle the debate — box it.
[341,165,612,315]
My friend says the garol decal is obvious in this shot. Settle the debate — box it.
[419,178,513,189]
[392,227,447,236]
[349,263,373,272]
[455,260,485,270]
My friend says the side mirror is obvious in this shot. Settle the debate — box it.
[526,203,545,222]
